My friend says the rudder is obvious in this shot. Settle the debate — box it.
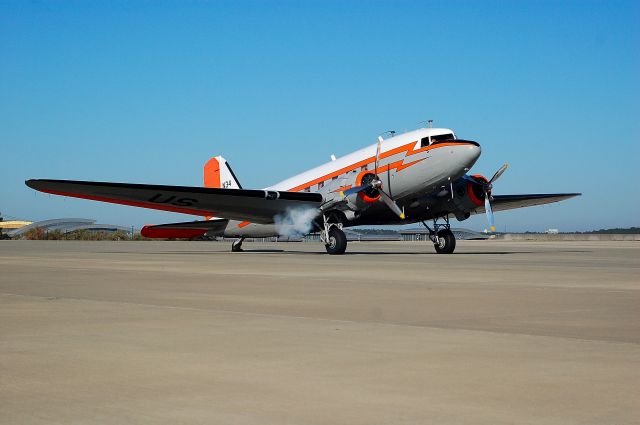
[204,156,242,189]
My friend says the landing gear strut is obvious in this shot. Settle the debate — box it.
[422,216,456,254]
[320,214,347,255]
[231,237,245,252]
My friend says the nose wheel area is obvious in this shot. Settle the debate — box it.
[422,217,457,254]
[434,229,456,254]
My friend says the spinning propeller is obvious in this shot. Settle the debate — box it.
[342,136,406,219]
[478,163,509,232]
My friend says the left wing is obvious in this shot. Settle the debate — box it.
[26,179,323,224]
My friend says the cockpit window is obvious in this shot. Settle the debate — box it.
[421,133,455,147]
[430,133,455,143]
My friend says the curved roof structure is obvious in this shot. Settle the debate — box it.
[7,218,129,237]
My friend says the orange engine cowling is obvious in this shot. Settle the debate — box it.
[354,170,381,203]
[466,174,489,207]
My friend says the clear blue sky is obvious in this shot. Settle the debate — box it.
[1,0,638,232]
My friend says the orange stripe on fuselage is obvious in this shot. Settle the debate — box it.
[286,141,461,193]
[235,141,472,228]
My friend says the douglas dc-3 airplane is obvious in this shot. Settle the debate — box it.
[26,125,580,254]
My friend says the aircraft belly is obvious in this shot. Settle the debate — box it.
[223,221,280,238]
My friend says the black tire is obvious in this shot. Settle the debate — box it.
[434,229,456,254]
[325,227,347,255]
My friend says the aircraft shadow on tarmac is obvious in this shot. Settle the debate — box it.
[237,249,592,255]
[98,249,591,256]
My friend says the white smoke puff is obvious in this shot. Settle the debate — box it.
[274,207,319,237]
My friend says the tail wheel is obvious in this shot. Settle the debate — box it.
[325,227,347,255]
[231,238,244,252]
[434,229,456,254]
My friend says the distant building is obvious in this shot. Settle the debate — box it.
[6,218,131,238]
[546,228,560,234]
[0,220,33,232]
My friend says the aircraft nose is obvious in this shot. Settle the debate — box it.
[457,141,481,169]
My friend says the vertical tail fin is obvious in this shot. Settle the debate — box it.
[203,156,242,220]
[204,156,242,189]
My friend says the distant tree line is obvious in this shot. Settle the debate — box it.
[20,228,149,241]
[577,227,640,234]
[522,227,639,234]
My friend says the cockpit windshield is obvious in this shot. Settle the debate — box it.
[421,132,456,147]
[430,133,455,143]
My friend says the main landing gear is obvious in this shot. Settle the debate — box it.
[320,214,347,255]
[422,216,456,254]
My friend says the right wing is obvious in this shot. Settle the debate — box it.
[26,179,323,224]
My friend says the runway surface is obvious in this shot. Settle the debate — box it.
[1,240,638,424]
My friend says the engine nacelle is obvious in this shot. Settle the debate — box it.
[338,171,382,220]
[354,171,381,203]
[465,174,489,208]
[444,174,490,221]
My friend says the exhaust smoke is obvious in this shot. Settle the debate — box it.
[274,207,319,237]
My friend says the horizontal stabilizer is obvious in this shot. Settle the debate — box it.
[141,218,228,239]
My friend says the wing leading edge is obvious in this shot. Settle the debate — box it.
[475,193,581,214]
[25,179,323,224]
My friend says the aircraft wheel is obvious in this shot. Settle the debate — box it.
[434,229,456,254]
[325,227,347,255]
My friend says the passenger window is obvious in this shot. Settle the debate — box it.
[318,181,324,189]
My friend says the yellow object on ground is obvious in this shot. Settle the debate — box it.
[0,221,32,230]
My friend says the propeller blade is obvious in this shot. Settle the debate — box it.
[489,163,509,184]
[375,136,383,176]
[341,185,367,197]
[379,190,405,219]
[484,192,495,232]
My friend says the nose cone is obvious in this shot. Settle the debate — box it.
[465,143,481,167]
[455,141,481,170]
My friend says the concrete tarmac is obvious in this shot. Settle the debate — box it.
[1,240,638,424]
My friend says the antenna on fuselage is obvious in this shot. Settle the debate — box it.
[428,119,433,128]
